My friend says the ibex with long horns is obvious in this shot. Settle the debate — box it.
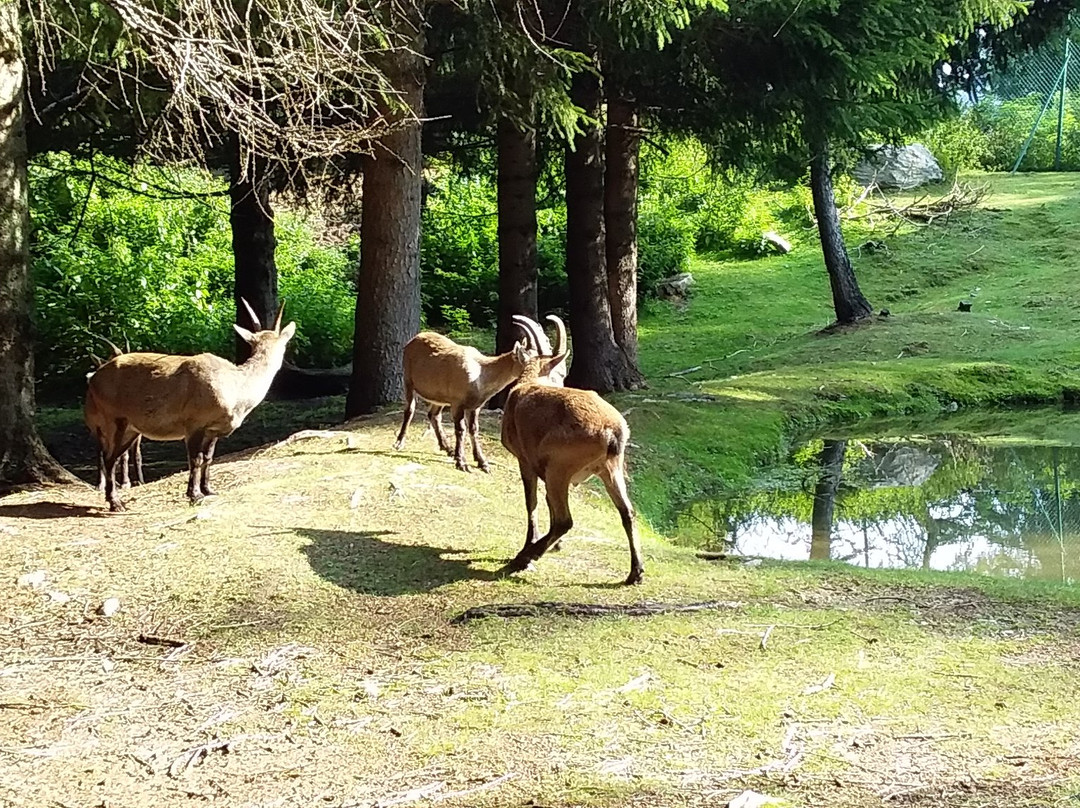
[85,300,295,511]
[500,314,643,585]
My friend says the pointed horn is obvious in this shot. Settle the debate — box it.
[511,314,545,353]
[545,314,567,357]
[240,297,262,330]
[511,317,537,351]
[273,300,285,332]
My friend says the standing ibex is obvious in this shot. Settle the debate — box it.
[500,314,644,585]
[85,300,295,512]
[394,331,535,472]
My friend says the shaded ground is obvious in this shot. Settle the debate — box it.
[4,416,1080,807]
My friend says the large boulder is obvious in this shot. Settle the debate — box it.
[852,143,944,189]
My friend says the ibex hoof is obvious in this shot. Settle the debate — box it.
[200,487,216,497]
[188,492,205,505]
[549,540,563,553]
[108,501,126,513]
[393,440,405,451]
[455,462,471,473]
[478,463,491,474]
[500,557,533,575]
[624,570,644,586]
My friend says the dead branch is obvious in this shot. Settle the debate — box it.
[852,178,990,229]
[450,600,745,624]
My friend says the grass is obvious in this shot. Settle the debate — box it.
[626,172,1080,522]
[6,172,1080,807]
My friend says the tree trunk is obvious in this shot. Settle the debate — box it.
[564,69,645,393]
[604,97,640,366]
[491,116,539,409]
[810,439,847,560]
[808,138,873,325]
[346,45,424,417]
[0,6,74,487]
[230,133,278,360]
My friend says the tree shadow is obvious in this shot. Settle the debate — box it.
[0,501,109,519]
[297,528,497,596]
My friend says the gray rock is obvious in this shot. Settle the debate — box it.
[656,272,695,300]
[852,143,944,189]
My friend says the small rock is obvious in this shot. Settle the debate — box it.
[761,231,792,254]
[656,272,695,300]
[17,570,47,589]
[879,309,891,317]
[946,401,959,412]
[97,597,121,617]
[48,590,71,604]
[101,658,116,673]
[957,300,972,312]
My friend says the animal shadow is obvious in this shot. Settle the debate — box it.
[0,501,108,519]
[297,528,496,596]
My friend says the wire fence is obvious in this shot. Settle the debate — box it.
[975,36,1080,171]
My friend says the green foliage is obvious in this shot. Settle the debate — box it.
[29,154,356,386]
[920,113,990,176]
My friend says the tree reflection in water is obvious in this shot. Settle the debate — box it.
[676,436,1080,581]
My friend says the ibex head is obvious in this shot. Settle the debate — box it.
[512,314,568,386]
[235,299,297,357]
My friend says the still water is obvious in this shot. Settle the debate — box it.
[676,423,1080,581]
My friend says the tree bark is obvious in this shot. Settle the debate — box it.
[0,5,74,487]
[346,44,424,417]
[808,137,873,325]
[810,439,847,561]
[604,97,640,366]
[490,117,539,409]
[564,69,645,393]
[230,133,278,360]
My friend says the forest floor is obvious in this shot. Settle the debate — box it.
[5,172,1080,807]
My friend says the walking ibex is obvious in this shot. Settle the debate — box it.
[500,315,643,585]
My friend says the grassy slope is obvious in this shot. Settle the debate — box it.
[4,173,1080,808]
[627,172,1080,521]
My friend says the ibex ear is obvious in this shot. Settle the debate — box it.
[279,321,297,341]
[233,324,256,344]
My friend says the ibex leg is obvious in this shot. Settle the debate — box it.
[103,422,139,512]
[426,405,453,456]
[504,470,573,573]
[600,460,643,585]
[199,437,218,497]
[467,409,490,473]
[451,404,470,472]
[394,386,416,450]
[133,436,144,485]
[185,431,209,504]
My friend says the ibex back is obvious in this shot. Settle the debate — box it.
[85,300,295,511]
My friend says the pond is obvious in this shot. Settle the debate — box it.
[675,412,1080,581]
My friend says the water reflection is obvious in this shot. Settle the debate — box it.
[678,437,1080,581]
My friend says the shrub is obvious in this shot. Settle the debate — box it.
[30,153,356,387]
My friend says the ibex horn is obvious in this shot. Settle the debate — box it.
[239,297,262,330]
[546,314,567,357]
[273,301,285,332]
[511,314,551,355]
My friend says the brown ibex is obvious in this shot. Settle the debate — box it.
[500,314,643,585]
[85,300,295,511]
[394,331,535,472]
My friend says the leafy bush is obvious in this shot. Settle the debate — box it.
[30,153,355,387]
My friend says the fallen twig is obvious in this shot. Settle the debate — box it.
[450,600,744,624]
[759,625,774,652]
[138,633,187,648]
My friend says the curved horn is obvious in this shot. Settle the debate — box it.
[545,314,567,357]
[273,301,285,332]
[511,314,548,354]
[511,318,538,351]
[240,297,262,330]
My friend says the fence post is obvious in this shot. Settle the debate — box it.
[1055,39,1070,170]
[1012,56,1070,173]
